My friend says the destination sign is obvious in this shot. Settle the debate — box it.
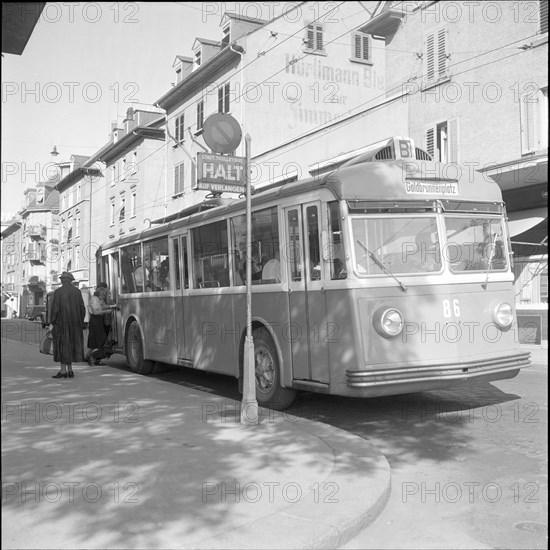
[195,152,245,193]
[405,181,459,196]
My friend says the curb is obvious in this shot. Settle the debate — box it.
[194,410,391,549]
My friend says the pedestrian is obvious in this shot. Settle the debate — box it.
[80,284,91,360]
[50,271,86,379]
[87,285,113,366]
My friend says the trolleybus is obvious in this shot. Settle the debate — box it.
[97,137,530,410]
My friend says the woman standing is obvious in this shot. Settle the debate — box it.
[50,271,86,378]
[87,286,112,365]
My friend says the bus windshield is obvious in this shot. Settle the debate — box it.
[352,216,441,275]
[444,215,508,272]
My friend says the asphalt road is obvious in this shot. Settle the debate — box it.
[2,318,547,549]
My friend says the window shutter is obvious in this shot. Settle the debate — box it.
[316,25,323,50]
[224,83,230,113]
[363,35,369,60]
[174,163,185,195]
[437,28,447,79]
[520,92,536,154]
[218,87,223,113]
[447,118,459,163]
[425,126,435,159]
[540,0,548,34]
[353,33,370,61]
[425,32,435,81]
[307,25,314,49]
[354,34,361,58]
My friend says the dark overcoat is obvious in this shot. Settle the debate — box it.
[50,282,86,363]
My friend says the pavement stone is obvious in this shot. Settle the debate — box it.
[1,339,391,550]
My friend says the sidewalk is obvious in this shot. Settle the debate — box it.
[1,339,391,550]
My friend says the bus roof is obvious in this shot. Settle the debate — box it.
[99,161,504,252]
[325,161,504,203]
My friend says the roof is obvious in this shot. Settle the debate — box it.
[1,220,23,239]
[156,46,243,111]
[173,55,193,68]
[193,37,221,48]
[1,2,45,55]
[221,11,268,26]
[95,118,165,165]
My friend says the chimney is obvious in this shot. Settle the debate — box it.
[111,121,123,143]
[124,107,136,134]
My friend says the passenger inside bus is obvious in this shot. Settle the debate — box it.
[262,250,281,283]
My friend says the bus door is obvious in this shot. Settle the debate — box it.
[285,203,330,383]
[172,234,191,365]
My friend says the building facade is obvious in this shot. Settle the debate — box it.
[93,108,166,249]
[56,154,103,287]
[15,181,59,315]
[362,0,548,341]
[154,2,412,222]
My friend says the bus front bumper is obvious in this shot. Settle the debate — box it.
[346,352,531,392]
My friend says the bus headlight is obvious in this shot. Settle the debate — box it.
[493,302,513,329]
[373,308,404,338]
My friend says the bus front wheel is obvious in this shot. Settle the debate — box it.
[126,321,155,375]
[253,327,296,410]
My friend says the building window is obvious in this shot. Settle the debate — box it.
[176,67,182,83]
[540,0,548,34]
[74,245,80,270]
[305,23,324,52]
[75,217,80,237]
[194,48,201,68]
[119,198,126,222]
[110,200,115,225]
[424,27,448,84]
[218,83,230,113]
[76,183,81,203]
[121,159,126,182]
[222,25,230,47]
[520,86,548,154]
[174,163,185,196]
[110,164,117,186]
[131,191,136,217]
[351,32,371,63]
[175,113,185,143]
[196,100,204,132]
[425,119,459,163]
[67,227,73,243]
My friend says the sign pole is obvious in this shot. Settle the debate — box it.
[241,133,258,425]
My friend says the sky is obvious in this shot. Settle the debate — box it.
[2,2,272,219]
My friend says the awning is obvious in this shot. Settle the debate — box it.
[507,207,548,237]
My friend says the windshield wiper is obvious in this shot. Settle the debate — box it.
[356,239,407,292]
[482,232,501,290]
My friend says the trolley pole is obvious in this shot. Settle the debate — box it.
[241,133,259,425]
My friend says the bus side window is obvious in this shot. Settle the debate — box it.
[328,202,347,280]
[193,221,229,288]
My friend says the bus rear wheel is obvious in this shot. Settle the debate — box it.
[253,327,296,410]
[126,321,155,375]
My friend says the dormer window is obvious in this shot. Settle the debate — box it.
[222,25,230,47]
[176,67,182,83]
[194,49,202,68]
[305,23,324,53]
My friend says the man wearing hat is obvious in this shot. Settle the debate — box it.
[49,271,86,378]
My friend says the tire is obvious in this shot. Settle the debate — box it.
[126,321,155,375]
[252,327,296,410]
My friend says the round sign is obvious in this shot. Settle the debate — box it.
[202,113,242,154]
